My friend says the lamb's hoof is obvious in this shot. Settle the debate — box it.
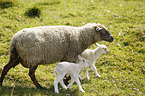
[63,87,67,90]
[81,90,85,92]
[55,91,59,94]
[86,77,90,80]
[97,75,101,77]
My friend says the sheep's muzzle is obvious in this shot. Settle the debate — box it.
[108,35,114,42]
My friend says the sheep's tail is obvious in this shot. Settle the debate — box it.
[53,67,57,77]
[9,37,18,60]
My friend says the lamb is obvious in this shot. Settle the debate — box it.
[54,55,89,93]
[77,43,109,80]
[0,23,114,89]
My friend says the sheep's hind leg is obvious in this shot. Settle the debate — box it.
[0,58,19,86]
[29,64,43,89]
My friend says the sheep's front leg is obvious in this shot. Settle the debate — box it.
[29,64,43,89]
[85,68,90,80]
[91,63,100,77]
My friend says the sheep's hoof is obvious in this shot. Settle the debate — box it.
[0,82,2,86]
[38,86,47,90]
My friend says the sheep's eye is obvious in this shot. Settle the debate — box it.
[104,48,106,50]
[104,33,107,36]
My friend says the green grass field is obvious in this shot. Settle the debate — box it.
[0,0,145,95]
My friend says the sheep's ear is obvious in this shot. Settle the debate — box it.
[96,27,102,32]
[96,23,103,31]
[96,43,101,46]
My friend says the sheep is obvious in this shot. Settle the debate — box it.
[54,55,89,93]
[0,23,114,89]
[77,43,109,80]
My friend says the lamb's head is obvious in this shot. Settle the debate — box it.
[78,55,89,67]
[96,43,109,54]
[95,23,114,42]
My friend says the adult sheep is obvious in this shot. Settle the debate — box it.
[0,23,114,89]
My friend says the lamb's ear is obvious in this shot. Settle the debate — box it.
[97,23,101,25]
[78,55,82,60]
[96,43,101,46]
[78,55,85,62]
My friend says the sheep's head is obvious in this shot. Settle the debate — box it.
[96,23,114,42]
[96,43,109,54]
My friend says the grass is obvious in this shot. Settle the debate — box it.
[0,0,145,95]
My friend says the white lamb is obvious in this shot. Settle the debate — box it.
[77,43,109,80]
[53,55,89,93]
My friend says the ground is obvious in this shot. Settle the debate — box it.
[0,0,144,95]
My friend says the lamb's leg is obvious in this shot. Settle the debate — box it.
[29,64,43,89]
[86,68,90,80]
[67,76,75,88]
[0,58,19,86]
[74,76,85,92]
[60,80,67,89]
[78,75,82,81]
[92,63,100,77]
[54,77,59,93]
[54,74,65,93]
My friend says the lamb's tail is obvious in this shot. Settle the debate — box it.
[53,67,57,77]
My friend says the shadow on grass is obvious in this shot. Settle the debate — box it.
[0,84,79,96]
[0,85,51,95]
